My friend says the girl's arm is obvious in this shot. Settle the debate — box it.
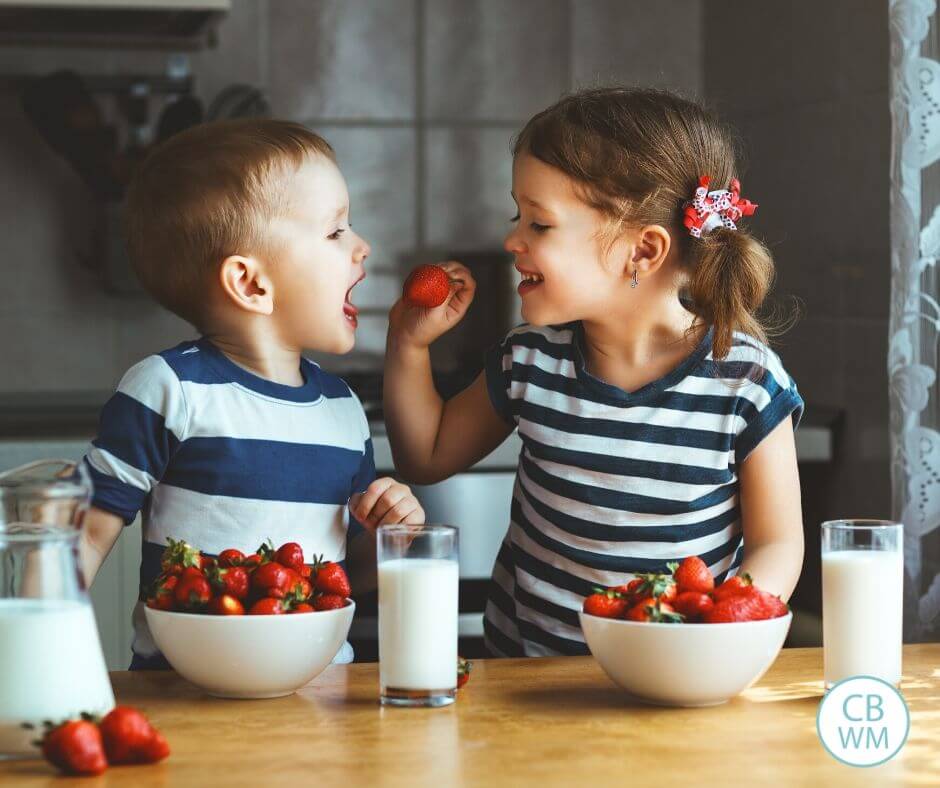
[384,261,513,485]
[737,418,804,601]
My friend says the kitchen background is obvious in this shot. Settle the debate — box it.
[0,0,891,666]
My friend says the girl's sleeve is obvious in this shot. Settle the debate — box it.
[83,355,189,524]
[734,366,804,466]
[484,331,520,426]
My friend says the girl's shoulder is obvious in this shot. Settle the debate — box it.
[703,331,797,393]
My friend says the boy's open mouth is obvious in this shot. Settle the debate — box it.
[344,275,364,325]
[516,266,544,296]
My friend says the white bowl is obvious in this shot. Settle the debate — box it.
[579,611,792,707]
[144,601,355,699]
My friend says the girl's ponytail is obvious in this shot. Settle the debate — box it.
[687,228,773,360]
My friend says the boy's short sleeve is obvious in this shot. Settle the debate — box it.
[734,365,804,466]
[84,355,189,524]
[484,331,519,426]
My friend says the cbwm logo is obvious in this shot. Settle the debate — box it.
[817,676,910,767]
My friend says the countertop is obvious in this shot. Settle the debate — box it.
[2,645,937,786]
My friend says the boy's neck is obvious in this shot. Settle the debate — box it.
[203,331,305,387]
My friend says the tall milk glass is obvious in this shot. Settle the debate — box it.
[821,520,903,688]
[0,461,115,759]
[377,524,458,707]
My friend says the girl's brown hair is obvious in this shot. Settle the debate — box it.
[513,87,773,360]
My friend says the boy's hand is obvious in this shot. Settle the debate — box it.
[388,261,476,350]
[349,477,425,531]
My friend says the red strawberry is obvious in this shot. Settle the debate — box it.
[99,706,157,765]
[242,553,263,570]
[160,538,201,576]
[673,556,715,595]
[41,719,108,776]
[754,589,789,619]
[218,548,246,567]
[633,570,677,603]
[146,574,178,611]
[291,602,315,613]
[249,597,287,615]
[275,542,305,572]
[252,562,294,599]
[136,730,170,763]
[313,559,351,598]
[614,578,644,598]
[403,264,451,308]
[299,564,312,579]
[457,656,472,689]
[208,565,250,601]
[173,570,212,610]
[198,555,216,571]
[712,573,753,602]
[582,589,629,619]
[313,593,348,611]
[704,592,766,623]
[673,591,715,622]
[624,597,683,623]
[208,594,245,615]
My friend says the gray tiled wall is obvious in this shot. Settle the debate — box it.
[705,1,892,613]
[0,0,704,389]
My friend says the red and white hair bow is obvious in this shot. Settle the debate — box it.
[682,176,758,238]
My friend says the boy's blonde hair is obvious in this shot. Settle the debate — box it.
[125,119,335,328]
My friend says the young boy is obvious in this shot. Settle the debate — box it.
[80,119,424,668]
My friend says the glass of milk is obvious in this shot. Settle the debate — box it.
[377,524,458,707]
[821,520,903,688]
[0,461,115,759]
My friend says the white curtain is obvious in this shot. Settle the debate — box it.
[890,0,940,641]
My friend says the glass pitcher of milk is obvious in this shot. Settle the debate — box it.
[0,460,115,759]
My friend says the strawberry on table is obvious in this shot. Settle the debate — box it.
[582,589,629,619]
[40,719,108,776]
[403,264,451,308]
[673,556,715,595]
[99,706,169,765]
[457,656,472,689]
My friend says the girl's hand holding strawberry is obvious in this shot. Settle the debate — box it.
[388,261,476,351]
[349,477,425,531]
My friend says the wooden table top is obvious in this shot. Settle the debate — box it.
[2,645,938,786]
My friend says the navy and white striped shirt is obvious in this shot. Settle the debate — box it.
[85,338,375,660]
[482,322,803,658]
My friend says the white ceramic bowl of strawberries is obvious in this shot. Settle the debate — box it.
[142,538,356,699]
[145,600,355,699]
[579,558,793,707]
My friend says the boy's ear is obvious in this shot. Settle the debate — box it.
[630,224,672,282]
[218,255,274,315]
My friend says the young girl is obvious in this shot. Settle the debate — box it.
[384,87,804,657]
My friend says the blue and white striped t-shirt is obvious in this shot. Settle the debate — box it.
[84,338,375,660]
[482,322,803,658]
